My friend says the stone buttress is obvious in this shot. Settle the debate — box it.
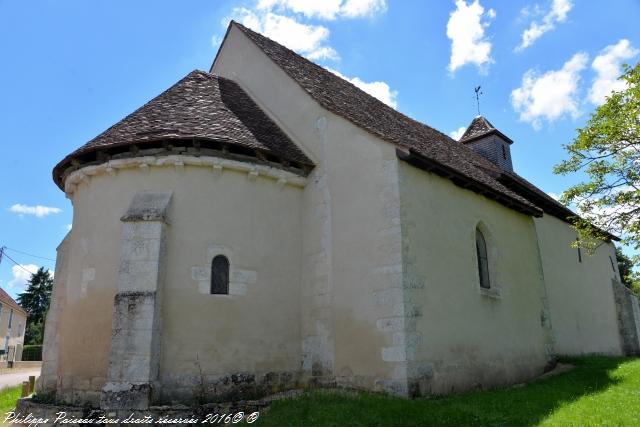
[100,191,172,410]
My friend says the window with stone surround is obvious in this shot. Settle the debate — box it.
[476,228,490,289]
[211,255,230,294]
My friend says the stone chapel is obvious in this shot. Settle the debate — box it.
[30,21,640,412]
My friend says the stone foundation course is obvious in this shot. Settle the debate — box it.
[13,390,301,426]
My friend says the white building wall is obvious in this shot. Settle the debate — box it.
[46,160,306,405]
[398,162,553,395]
[213,26,410,393]
[534,215,623,355]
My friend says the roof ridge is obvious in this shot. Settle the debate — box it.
[231,21,458,144]
[0,286,26,315]
[228,20,540,214]
[230,21,521,169]
[53,68,314,188]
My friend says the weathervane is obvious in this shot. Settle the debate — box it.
[474,85,483,116]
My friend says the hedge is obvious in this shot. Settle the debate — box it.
[21,345,42,361]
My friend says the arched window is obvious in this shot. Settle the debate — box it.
[475,228,490,289]
[210,255,229,294]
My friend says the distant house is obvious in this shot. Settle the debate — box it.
[0,287,27,362]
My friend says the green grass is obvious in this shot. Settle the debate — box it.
[0,385,21,415]
[256,357,640,426]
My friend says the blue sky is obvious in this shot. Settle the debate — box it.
[0,0,638,298]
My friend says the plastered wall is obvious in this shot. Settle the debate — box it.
[213,26,410,393]
[0,302,27,361]
[535,215,623,356]
[48,162,304,404]
[398,163,553,395]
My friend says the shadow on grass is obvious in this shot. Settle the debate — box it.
[257,357,630,427]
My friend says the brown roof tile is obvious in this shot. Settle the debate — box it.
[0,287,27,316]
[225,21,541,216]
[460,116,494,141]
[460,116,513,144]
[53,71,313,189]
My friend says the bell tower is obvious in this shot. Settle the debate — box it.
[459,116,513,172]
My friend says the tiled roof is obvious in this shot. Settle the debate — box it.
[460,116,494,141]
[0,287,27,316]
[225,21,541,216]
[460,116,513,144]
[53,71,313,189]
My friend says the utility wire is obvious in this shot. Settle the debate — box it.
[1,251,40,275]
[4,247,55,262]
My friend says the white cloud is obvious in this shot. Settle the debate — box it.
[518,0,573,50]
[510,52,588,129]
[257,0,386,20]
[446,0,495,73]
[326,68,398,108]
[517,4,543,22]
[231,8,338,60]
[340,0,387,18]
[237,0,386,60]
[66,224,73,231]
[589,39,639,105]
[257,0,342,20]
[9,204,62,218]
[7,264,38,292]
[226,2,394,106]
[306,47,340,61]
[449,126,467,140]
[211,35,223,48]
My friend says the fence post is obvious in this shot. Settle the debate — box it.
[29,376,35,393]
[21,381,30,398]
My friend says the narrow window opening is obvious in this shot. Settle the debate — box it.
[476,229,491,289]
[609,255,616,272]
[501,145,507,160]
[576,238,582,263]
[210,255,230,294]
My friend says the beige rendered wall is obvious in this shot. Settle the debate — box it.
[213,26,410,394]
[0,303,27,360]
[38,233,70,393]
[51,161,304,404]
[398,163,553,395]
[534,215,623,356]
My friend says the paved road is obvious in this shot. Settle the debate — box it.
[0,369,40,391]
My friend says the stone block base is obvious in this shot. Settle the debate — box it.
[100,382,153,410]
[14,391,298,426]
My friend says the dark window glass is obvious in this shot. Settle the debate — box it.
[211,255,230,294]
[502,145,507,159]
[476,229,490,289]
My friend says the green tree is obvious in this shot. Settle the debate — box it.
[554,63,640,257]
[615,247,639,291]
[17,267,53,345]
